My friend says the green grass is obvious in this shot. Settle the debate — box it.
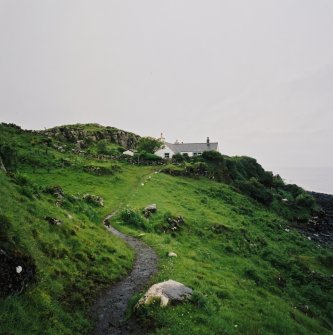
[113,173,333,335]
[0,123,332,335]
[0,165,154,335]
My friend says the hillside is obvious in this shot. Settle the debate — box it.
[0,123,332,335]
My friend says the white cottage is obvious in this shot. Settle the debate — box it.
[155,137,219,159]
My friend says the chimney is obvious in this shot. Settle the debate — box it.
[207,137,210,146]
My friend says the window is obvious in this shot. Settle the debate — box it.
[193,153,197,156]
[164,153,170,159]
[197,152,202,156]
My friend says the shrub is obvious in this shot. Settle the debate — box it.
[0,142,18,171]
[283,184,303,198]
[120,208,149,230]
[96,140,110,154]
[235,177,273,205]
[137,151,163,162]
[202,150,223,162]
[295,193,315,208]
[172,153,185,163]
[136,137,163,154]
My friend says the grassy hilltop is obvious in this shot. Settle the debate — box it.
[0,123,332,335]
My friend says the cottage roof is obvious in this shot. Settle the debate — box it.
[165,142,218,153]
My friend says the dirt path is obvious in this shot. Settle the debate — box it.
[90,214,158,335]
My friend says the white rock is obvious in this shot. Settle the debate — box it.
[168,252,177,257]
[307,236,312,240]
[138,280,192,307]
[284,228,290,232]
[16,266,23,274]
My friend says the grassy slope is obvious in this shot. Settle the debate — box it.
[116,173,333,335]
[0,161,154,334]
[0,124,332,334]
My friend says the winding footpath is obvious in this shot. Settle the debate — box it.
[90,214,158,335]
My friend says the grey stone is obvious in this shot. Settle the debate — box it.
[138,280,192,307]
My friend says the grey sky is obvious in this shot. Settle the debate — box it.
[0,0,333,172]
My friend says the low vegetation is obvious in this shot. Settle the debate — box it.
[0,122,332,335]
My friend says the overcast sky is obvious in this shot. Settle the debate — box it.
[0,0,333,172]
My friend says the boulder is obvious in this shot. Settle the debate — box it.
[168,252,177,257]
[143,204,157,217]
[138,280,192,307]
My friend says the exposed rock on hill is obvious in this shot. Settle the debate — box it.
[35,124,140,149]
[297,192,333,246]
[143,204,157,217]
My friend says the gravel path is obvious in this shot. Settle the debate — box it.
[90,214,158,335]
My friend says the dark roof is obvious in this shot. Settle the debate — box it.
[165,142,218,153]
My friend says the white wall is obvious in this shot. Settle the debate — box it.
[155,145,175,158]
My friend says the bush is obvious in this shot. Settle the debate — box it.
[225,156,269,184]
[235,177,273,205]
[120,208,150,230]
[0,142,18,171]
[136,137,163,154]
[96,140,110,154]
[172,153,185,163]
[136,151,163,162]
[295,193,315,208]
[202,150,223,162]
[283,184,303,198]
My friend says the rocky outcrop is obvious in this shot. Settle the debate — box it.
[297,192,333,246]
[35,124,140,149]
[137,280,192,307]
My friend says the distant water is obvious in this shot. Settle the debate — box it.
[274,167,333,195]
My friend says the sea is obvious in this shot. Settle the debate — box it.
[273,166,333,195]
